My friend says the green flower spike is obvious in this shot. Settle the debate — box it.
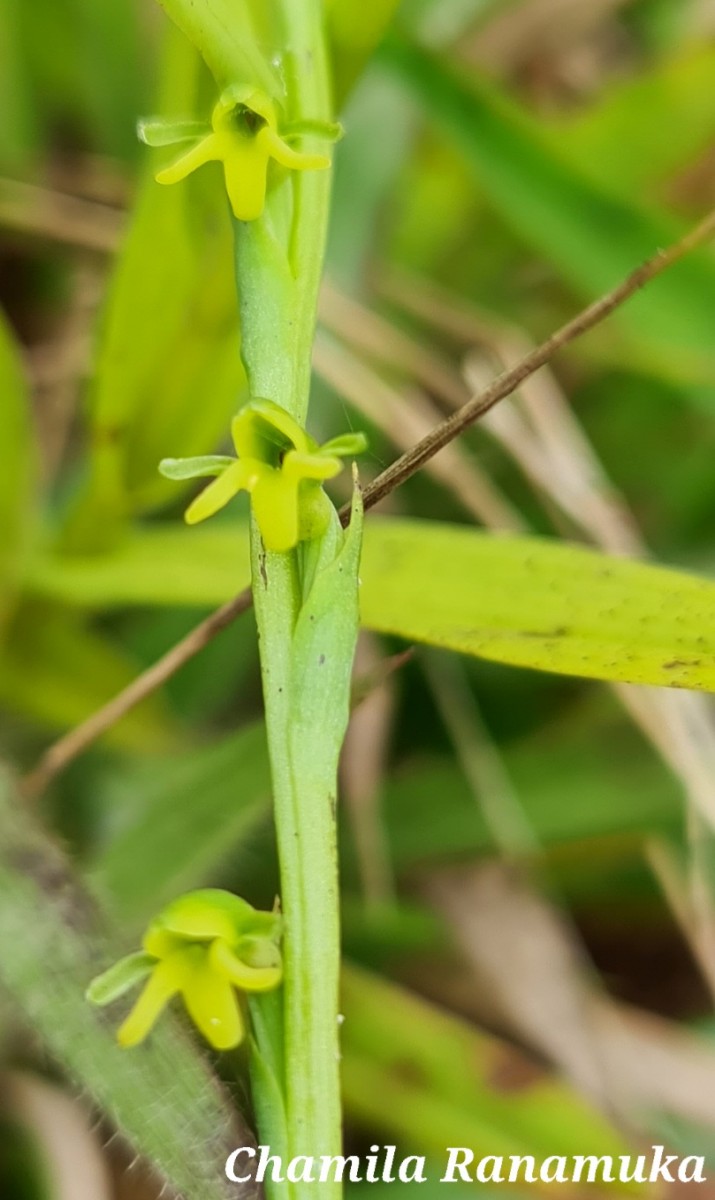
[87,890,282,1051]
[159,398,367,554]
[138,84,335,221]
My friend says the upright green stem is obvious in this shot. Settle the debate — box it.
[234,2,332,424]
[250,539,343,1185]
[233,3,345,1193]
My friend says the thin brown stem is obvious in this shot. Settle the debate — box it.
[360,206,715,512]
[22,589,254,798]
[0,177,123,254]
[23,205,715,794]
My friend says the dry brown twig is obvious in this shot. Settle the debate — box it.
[361,205,715,510]
[22,592,254,797]
[22,205,715,797]
[313,331,524,531]
[0,177,123,254]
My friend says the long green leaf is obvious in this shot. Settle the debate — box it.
[71,176,242,532]
[0,601,174,749]
[31,517,715,692]
[383,38,715,383]
[29,523,251,609]
[360,519,715,692]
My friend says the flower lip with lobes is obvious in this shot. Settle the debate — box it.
[159,397,367,553]
[138,84,334,222]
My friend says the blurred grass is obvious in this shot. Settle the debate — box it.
[2,0,715,1194]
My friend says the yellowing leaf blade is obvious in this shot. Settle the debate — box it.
[360,520,715,692]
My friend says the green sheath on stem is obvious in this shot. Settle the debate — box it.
[251,495,363,1194]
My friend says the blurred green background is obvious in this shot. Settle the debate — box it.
[3,0,715,1195]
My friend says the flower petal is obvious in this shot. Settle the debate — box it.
[159,455,235,481]
[155,133,222,185]
[137,118,210,147]
[281,119,343,144]
[182,958,244,1050]
[144,889,256,955]
[259,126,330,172]
[319,432,368,459]
[232,399,310,460]
[210,938,282,993]
[222,137,270,221]
[184,460,249,524]
[251,470,300,553]
[86,952,155,1006]
[117,954,187,1047]
[282,449,341,482]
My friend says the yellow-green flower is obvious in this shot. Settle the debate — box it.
[159,398,367,553]
[138,84,334,221]
[87,890,282,1050]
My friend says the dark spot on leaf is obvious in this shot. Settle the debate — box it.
[518,626,569,639]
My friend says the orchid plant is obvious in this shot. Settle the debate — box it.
[86,3,374,1196]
